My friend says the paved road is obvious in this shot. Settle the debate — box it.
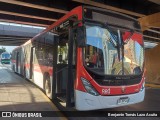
[0,64,66,120]
[0,64,160,120]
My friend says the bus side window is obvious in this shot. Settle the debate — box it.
[26,44,31,64]
[36,44,45,65]
[34,45,38,64]
[44,31,54,66]
[45,47,53,66]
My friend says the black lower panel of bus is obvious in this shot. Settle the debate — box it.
[55,93,74,108]
[57,95,66,103]
[56,64,68,95]
[55,64,75,108]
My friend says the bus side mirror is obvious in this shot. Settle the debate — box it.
[76,26,86,47]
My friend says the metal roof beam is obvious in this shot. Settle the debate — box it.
[143,35,160,40]
[0,38,28,40]
[138,12,160,31]
[0,18,48,27]
[0,0,68,14]
[0,10,57,22]
[0,39,27,42]
[147,29,160,34]
[72,0,145,17]
[0,36,31,39]
[0,42,24,45]
[0,40,26,42]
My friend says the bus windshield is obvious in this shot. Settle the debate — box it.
[84,24,144,75]
[1,53,10,59]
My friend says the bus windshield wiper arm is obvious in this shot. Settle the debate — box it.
[104,23,123,62]
[104,23,118,47]
[117,29,122,61]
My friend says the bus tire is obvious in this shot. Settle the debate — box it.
[44,75,52,98]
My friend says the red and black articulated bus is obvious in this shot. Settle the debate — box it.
[11,6,145,111]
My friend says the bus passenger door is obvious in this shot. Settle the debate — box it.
[66,29,76,108]
[30,47,35,80]
[53,30,76,108]
[52,33,70,106]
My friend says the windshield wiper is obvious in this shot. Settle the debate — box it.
[117,29,122,61]
[104,23,118,47]
[105,23,123,62]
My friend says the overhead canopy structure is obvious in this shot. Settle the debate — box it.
[138,12,160,31]
[0,23,43,46]
[0,0,159,46]
[72,0,146,17]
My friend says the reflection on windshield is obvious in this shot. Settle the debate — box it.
[123,32,144,75]
[85,25,121,75]
[84,25,144,75]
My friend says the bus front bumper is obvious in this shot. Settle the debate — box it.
[75,89,145,111]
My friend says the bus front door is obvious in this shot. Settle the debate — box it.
[53,30,75,108]
[55,43,68,106]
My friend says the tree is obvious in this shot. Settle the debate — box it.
[0,47,6,55]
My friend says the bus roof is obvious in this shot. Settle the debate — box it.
[12,5,140,52]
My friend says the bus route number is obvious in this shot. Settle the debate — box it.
[102,88,110,95]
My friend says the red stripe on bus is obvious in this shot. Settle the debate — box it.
[24,63,53,76]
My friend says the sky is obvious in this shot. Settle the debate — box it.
[0,46,18,53]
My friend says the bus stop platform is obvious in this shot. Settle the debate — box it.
[0,64,66,120]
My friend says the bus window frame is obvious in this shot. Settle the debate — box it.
[82,21,144,78]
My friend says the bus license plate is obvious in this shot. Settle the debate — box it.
[117,97,129,105]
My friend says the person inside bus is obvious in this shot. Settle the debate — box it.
[91,50,99,67]
[85,57,94,67]
[85,50,100,68]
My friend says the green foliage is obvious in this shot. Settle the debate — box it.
[0,47,6,55]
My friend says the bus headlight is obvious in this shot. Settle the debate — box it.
[81,77,99,96]
[140,81,145,92]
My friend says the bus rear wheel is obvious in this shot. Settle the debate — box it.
[44,75,52,98]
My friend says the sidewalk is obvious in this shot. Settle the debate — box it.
[0,64,67,120]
